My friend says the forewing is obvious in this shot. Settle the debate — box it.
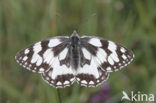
[80,36,134,72]
[15,36,69,73]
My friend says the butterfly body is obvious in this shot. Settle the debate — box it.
[15,31,134,88]
[70,35,81,70]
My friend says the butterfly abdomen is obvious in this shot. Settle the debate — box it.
[70,36,80,70]
[71,47,80,69]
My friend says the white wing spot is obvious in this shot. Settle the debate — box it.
[36,56,43,66]
[77,78,80,81]
[24,49,30,54]
[57,81,62,85]
[122,54,127,60]
[70,78,75,82]
[16,60,19,63]
[108,41,117,52]
[81,36,88,38]
[101,76,105,80]
[89,81,94,85]
[126,59,129,62]
[110,53,119,62]
[48,39,61,47]
[120,66,124,69]
[32,70,35,72]
[31,54,41,64]
[33,42,42,53]
[23,56,28,61]
[39,68,44,72]
[106,67,111,71]
[19,57,22,60]
[46,77,50,80]
[51,58,74,79]
[96,48,107,63]
[108,56,114,65]
[43,49,54,65]
[77,59,100,78]
[48,70,52,76]
[64,81,69,85]
[132,54,135,58]
[128,55,131,58]
[29,64,32,67]
[89,38,102,47]
[59,48,68,60]
[120,47,126,53]
[81,80,87,84]
[82,48,91,60]
[31,42,43,65]
[98,70,102,76]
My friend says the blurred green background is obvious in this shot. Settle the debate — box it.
[0,0,156,103]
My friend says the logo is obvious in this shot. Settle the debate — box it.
[121,91,155,102]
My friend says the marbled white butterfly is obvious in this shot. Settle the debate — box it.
[15,31,134,88]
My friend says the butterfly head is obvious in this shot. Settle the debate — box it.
[71,30,79,37]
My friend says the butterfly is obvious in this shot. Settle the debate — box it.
[15,30,134,88]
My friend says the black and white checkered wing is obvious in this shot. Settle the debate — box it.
[75,36,134,87]
[15,36,67,73]
[15,36,75,88]
[15,33,134,88]
[76,56,110,87]
[80,36,134,72]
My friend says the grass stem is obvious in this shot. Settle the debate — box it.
[57,89,62,103]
